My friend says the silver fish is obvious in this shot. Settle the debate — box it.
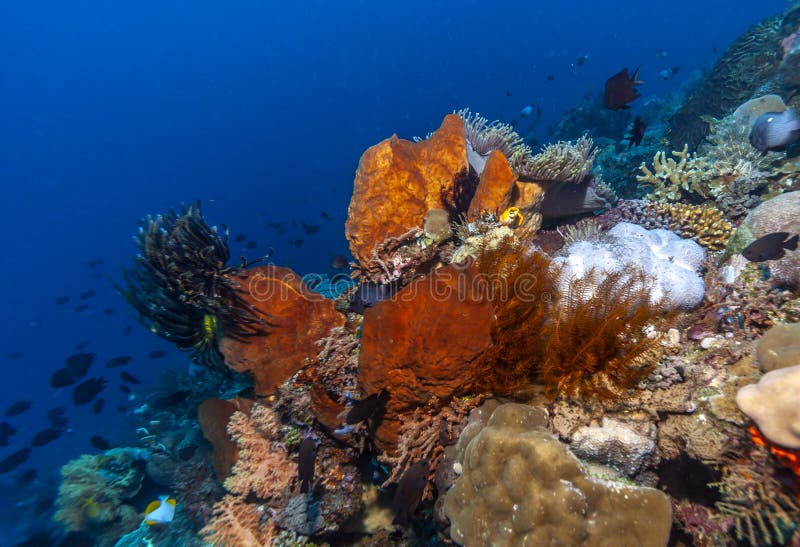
[748,110,800,153]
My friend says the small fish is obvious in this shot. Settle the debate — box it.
[54,296,70,305]
[349,282,398,314]
[546,74,555,82]
[147,350,168,359]
[626,115,647,148]
[123,325,133,335]
[144,495,177,526]
[86,259,104,268]
[79,290,96,300]
[46,407,68,427]
[0,447,31,474]
[120,371,141,384]
[234,234,247,243]
[749,110,800,153]
[102,308,115,316]
[74,304,89,313]
[573,54,589,67]
[119,384,132,395]
[658,66,681,80]
[90,436,111,450]
[72,377,107,405]
[345,388,390,425]
[246,241,257,250]
[50,367,77,388]
[298,437,318,494]
[330,255,349,269]
[92,399,105,415]
[5,400,32,417]
[301,222,320,236]
[265,221,286,235]
[320,211,330,220]
[0,421,17,446]
[8,352,23,359]
[292,239,304,248]
[519,105,533,118]
[66,353,95,380]
[392,459,429,527]
[603,67,643,111]
[153,390,191,408]
[75,340,90,351]
[15,468,37,487]
[31,427,62,447]
[656,49,668,58]
[106,355,132,368]
[742,232,799,262]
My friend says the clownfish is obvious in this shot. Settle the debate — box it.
[143,494,176,526]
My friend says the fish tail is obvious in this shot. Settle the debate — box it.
[300,479,309,494]
[785,233,799,251]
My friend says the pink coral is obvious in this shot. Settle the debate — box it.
[201,495,278,546]
[223,405,297,500]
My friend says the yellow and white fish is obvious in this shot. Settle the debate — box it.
[144,494,176,526]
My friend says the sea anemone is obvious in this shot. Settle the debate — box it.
[116,201,270,369]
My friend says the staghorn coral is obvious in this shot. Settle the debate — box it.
[443,402,672,547]
[201,494,278,546]
[116,202,269,369]
[637,145,711,201]
[224,405,297,500]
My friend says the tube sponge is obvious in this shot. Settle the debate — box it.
[443,402,672,546]
[553,222,706,311]
[736,364,800,449]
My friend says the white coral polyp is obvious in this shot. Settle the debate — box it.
[553,222,706,311]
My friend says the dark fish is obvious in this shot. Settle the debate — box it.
[79,290,96,300]
[106,355,131,368]
[120,371,141,384]
[16,468,37,487]
[392,459,429,527]
[46,407,68,427]
[265,221,286,235]
[345,388,390,425]
[31,428,62,447]
[66,353,94,380]
[742,232,799,262]
[626,115,647,148]
[89,273,103,280]
[658,66,681,80]
[748,110,800,153]
[86,259,104,268]
[349,282,398,314]
[0,448,31,474]
[8,352,23,359]
[74,304,89,313]
[5,400,32,417]
[573,55,588,66]
[89,436,111,450]
[0,421,17,446]
[320,211,330,220]
[54,296,70,305]
[298,437,317,494]
[102,308,115,316]
[123,325,133,335]
[234,234,247,243]
[293,239,304,248]
[603,67,643,110]
[300,222,320,236]
[153,389,191,409]
[246,241,257,250]
[177,444,197,460]
[92,399,105,415]
[330,255,349,269]
[50,368,77,388]
[546,74,555,82]
[72,377,107,405]
[119,384,131,395]
[147,350,168,359]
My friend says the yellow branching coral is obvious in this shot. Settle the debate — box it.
[637,145,712,201]
[518,135,597,183]
[658,202,733,250]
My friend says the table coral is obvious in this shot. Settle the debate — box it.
[357,263,493,453]
[219,265,344,395]
[443,402,672,547]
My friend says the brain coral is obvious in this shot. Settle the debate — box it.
[443,402,672,546]
[553,222,706,311]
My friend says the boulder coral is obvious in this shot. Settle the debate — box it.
[737,364,800,449]
[443,402,672,546]
[357,263,494,453]
[219,265,344,395]
[757,322,800,372]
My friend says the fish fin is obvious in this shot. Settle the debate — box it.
[167,498,177,507]
[785,234,799,251]
[144,500,161,515]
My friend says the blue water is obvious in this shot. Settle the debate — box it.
[0,0,788,541]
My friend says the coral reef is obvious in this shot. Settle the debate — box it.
[636,144,711,201]
[443,402,672,546]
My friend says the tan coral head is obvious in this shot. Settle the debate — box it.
[736,364,800,449]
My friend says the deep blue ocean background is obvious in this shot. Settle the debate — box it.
[0,0,789,541]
